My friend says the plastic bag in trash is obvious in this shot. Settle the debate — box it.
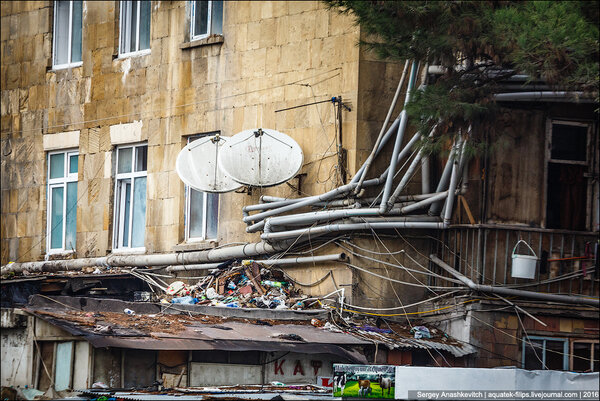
[171,296,198,304]
[410,325,431,339]
[205,287,218,299]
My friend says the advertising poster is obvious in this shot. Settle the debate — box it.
[333,364,395,399]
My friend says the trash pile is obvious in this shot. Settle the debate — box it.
[162,260,312,310]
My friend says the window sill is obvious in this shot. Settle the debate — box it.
[172,240,218,252]
[50,62,83,72]
[45,250,76,260]
[116,49,151,59]
[110,247,147,255]
[180,35,224,50]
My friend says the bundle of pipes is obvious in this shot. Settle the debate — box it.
[242,61,470,244]
[1,61,466,275]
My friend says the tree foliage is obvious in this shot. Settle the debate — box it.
[325,1,599,145]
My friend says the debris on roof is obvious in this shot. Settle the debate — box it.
[160,260,316,311]
[24,293,475,358]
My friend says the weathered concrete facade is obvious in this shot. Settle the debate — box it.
[1,2,399,257]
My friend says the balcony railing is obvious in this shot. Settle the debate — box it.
[430,224,598,297]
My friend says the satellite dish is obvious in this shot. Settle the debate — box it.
[175,134,242,193]
[219,128,303,187]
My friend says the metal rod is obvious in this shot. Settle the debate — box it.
[383,150,424,212]
[167,253,348,272]
[493,91,592,102]
[274,98,335,113]
[258,192,449,234]
[430,255,599,307]
[443,139,464,224]
[494,294,548,327]
[354,60,412,194]
[1,240,299,274]
[261,221,446,241]
[242,178,383,224]
[350,118,402,184]
[379,110,412,211]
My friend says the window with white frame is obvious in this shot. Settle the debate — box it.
[119,0,151,56]
[53,1,83,68]
[185,135,219,241]
[47,150,78,253]
[113,144,147,249]
[190,1,223,40]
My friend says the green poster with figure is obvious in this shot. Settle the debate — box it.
[333,364,395,399]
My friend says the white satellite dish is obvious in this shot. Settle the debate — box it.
[175,134,242,193]
[219,128,303,187]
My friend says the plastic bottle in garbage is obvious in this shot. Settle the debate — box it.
[261,280,286,288]
[124,308,135,315]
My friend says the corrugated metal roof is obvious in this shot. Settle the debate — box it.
[26,308,369,363]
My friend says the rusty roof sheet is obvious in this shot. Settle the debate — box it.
[25,308,369,363]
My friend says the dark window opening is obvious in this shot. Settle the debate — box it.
[546,122,589,231]
[546,163,587,230]
[551,124,587,162]
[192,350,261,365]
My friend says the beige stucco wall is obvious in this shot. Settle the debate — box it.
[0,1,364,259]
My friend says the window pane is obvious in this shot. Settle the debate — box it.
[121,1,137,54]
[71,1,82,62]
[118,148,132,174]
[206,192,218,239]
[120,1,129,52]
[54,1,70,65]
[119,180,131,247]
[593,343,599,372]
[188,189,205,238]
[131,177,146,248]
[211,1,223,35]
[69,154,78,174]
[551,124,587,162]
[55,342,74,391]
[194,1,209,37]
[135,145,147,172]
[130,0,138,51]
[50,186,64,249]
[572,343,591,372]
[50,153,65,179]
[65,182,77,251]
[139,0,150,50]
[545,340,566,370]
[524,340,544,370]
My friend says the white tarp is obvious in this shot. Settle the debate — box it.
[394,366,599,400]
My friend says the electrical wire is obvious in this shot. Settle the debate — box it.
[337,242,463,284]
[1,68,344,137]
[322,297,480,317]
[324,290,461,311]
[344,262,465,291]
[366,222,442,296]
[339,239,407,256]
[470,313,595,363]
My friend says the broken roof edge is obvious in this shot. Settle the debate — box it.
[26,294,329,320]
[25,308,368,364]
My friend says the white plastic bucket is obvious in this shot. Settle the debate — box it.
[511,239,537,279]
